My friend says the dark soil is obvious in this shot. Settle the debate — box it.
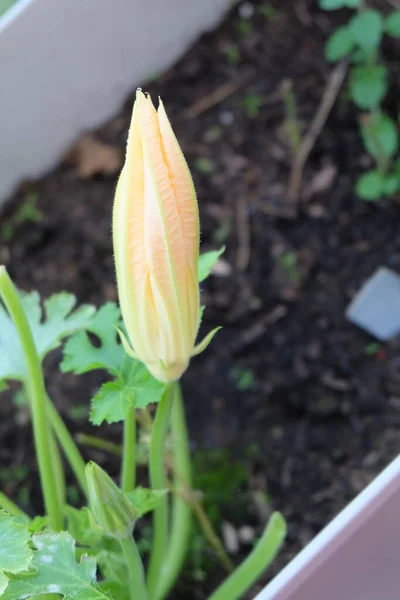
[1,0,400,598]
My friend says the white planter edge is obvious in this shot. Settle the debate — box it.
[0,0,230,206]
[256,453,400,600]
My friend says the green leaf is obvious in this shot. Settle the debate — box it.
[0,291,95,383]
[0,0,16,18]
[100,579,130,600]
[90,359,165,425]
[2,531,108,600]
[325,26,354,62]
[61,303,124,375]
[96,551,128,589]
[355,170,385,200]
[386,11,400,37]
[0,511,33,594]
[198,247,225,282]
[319,0,360,8]
[65,507,128,590]
[319,0,346,9]
[382,174,400,196]
[350,47,369,64]
[65,506,103,549]
[349,10,383,49]
[125,487,168,519]
[360,112,399,160]
[61,302,166,424]
[384,172,400,195]
[350,65,388,109]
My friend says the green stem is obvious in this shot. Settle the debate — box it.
[146,384,175,596]
[0,491,28,518]
[25,386,66,508]
[120,536,148,600]
[47,399,87,495]
[191,497,233,573]
[49,430,66,509]
[207,513,287,600]
[155,383,192,600]
[121,406,136,492]
[0,267,63,531]
[76,433,122,456]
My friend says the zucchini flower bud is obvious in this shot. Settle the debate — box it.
[113,90,217,382]
[85,462,137,539]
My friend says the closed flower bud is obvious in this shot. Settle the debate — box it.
[113,89,217,383]
[85,462,137,539]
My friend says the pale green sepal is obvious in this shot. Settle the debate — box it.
[191,327,222,357]
[114,326,138,360]
[198,247,225,282]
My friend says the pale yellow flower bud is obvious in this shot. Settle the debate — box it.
[113,90,202,382]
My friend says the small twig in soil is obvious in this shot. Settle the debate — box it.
[185,74,252,119]
[287,60,348,205]
[236,197,251,271]
[165,454,234,573]
[384,0,400,8]
[232,305,288,353]
[281,79,301,158]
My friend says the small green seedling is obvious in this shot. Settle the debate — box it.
[320,0,400,201]
[259,3,278,21]
[224,44,241,65]
[278,251,300,284]
[0,192,43,242]
[194,157,215,175]
[231,367,255,391]
[242,94,267,119]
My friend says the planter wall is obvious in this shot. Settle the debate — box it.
[0,0,230,206]
[256,454,400,600]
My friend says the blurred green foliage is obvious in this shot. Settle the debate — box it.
[320,0,400,201]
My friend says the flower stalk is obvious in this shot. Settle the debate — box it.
[0,266,63,531]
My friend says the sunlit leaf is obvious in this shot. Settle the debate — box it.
[125,488,168,518]
[61,303,166,424]
[360,112,398,160]
[0,511,33,595]
[386,10,400,37]
[350,65,388,109]
[349,10,383,49]
[2,531,107,600]
[325,26,354,62]
[0,291,95,383]
[355,170,385,201]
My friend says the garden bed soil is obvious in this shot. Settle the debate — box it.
[1,0,400,597]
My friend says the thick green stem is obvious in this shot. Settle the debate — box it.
[207,513,287,600]
[120,536,148,600]
[0,267,63,530]
[0,491,28,518]
[146,384,174,596]
[47,399,87,496]
[155,383,192,600]
[121,406,136,492]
